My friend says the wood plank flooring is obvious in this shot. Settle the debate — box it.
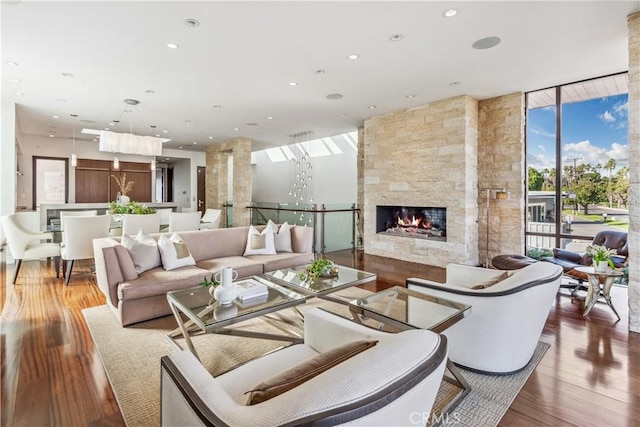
[1,249,638,426]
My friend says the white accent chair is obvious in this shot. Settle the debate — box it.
[121,213,161,236]
[161,307,447,427]
[61,215,111,285]
[168,211,202,233]
[1,214,61,284]
[199,208,222,230]
[407,261,563,374]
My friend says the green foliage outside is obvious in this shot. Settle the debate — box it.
[108,201,157,215]
[526,247,553,260]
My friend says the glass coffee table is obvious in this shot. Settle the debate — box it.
[263,264,376,303]
[348,286,471,417]
[167,276,307,361]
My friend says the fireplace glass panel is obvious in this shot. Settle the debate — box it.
[376,205,446,241]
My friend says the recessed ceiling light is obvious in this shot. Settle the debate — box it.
[208,136,214,139]
[56,98,66,102]
[179,146,183,149]
[163,130,169,133]
[213,105,222,108]
[109,122,115,126]
[49,134,55,138]
[326,93,343,100]
[15,92,24,96]
[156,134,161,137]
[472,36,501,50]
[8,61,19,66]
[93,138,98,142]
[339,113,348,117]
[348,54,360,60]
[184,18,200,28]
[289,82,298,86]
[193,141,198,145]
[315,69,326,75]
[145,89,155,94]
[266,116,274,120]
[61,72,73,78]
[233,127,240,131]
[52,115,60,119]
[104,127,110,131]
[449,81,461,86]
[11,78,22,83]
[368,105,377,109]
[389,34,404,42]
[167,42,179,49]
[443,9,458,18]
[246,123,258,126]
[406,94,416,98]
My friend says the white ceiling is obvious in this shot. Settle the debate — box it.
[2,1,638,153]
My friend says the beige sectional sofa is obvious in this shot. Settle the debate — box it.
[93,225,314,326]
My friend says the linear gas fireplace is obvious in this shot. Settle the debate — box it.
[376,205,447,241]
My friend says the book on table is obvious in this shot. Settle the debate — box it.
[235,278,269,301]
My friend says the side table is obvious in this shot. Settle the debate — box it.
[573,266,623,320]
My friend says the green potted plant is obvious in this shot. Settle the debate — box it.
[298,258,339,283]
[586,244,617,272]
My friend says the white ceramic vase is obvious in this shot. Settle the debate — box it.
[593,260,609,273]
[118,194,130,205]
[213,283,238,305]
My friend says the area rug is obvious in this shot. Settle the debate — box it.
[83,289,548,427]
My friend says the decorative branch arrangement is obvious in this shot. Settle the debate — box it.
[111,173,135,196]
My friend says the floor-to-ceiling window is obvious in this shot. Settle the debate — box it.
[525,73,629,257]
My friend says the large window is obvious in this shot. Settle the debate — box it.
[525,73,629,257]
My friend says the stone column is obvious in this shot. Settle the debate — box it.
[477,93,526,266]
[204,137,252,227]
[356,125,365,249]
[627,11,640,333]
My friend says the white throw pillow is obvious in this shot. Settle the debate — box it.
[267,220,293,253]
[158,233,196,271]
[121,229,161,274]
[243,224,276,256]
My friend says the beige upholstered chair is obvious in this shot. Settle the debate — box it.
[168,211,202,232]
[1,214,61,284]
[199,208,222,230]
[121,213,161,236]
[61,215,110,285]
[161,308,447,426]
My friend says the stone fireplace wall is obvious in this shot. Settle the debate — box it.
[363,95,480,267]
[362,93,525,268]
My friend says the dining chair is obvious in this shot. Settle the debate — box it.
[1,214,61,284]
[60,215,111,285]
[58,210,98,230]
[168,211,202,232]
[156,208,173,232]
[199,208,222,230]
[121,213,161,236]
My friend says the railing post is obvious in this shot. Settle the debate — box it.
[321,204,326,256]
[312,203,318,258]
[351,203,356,251]
[276,203,280,224]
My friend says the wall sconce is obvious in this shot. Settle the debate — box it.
[482,187,510,268]
[150,158,156,171]
[113,156,120,170]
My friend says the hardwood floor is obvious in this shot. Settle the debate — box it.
[1,249,638,426]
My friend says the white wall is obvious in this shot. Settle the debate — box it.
[1,101,17,216]
[251,136,358,206]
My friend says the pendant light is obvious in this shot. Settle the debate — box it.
[70,114,78,167]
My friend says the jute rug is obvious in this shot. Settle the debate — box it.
[83,288,549,427]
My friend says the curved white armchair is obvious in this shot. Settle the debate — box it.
[199,208,221,230]
[1,214,61,284]
[122,213,161,236]
[61,215,111,285]
[168,211,202,232]
[161,307,447,427]
[407,262,562,374]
